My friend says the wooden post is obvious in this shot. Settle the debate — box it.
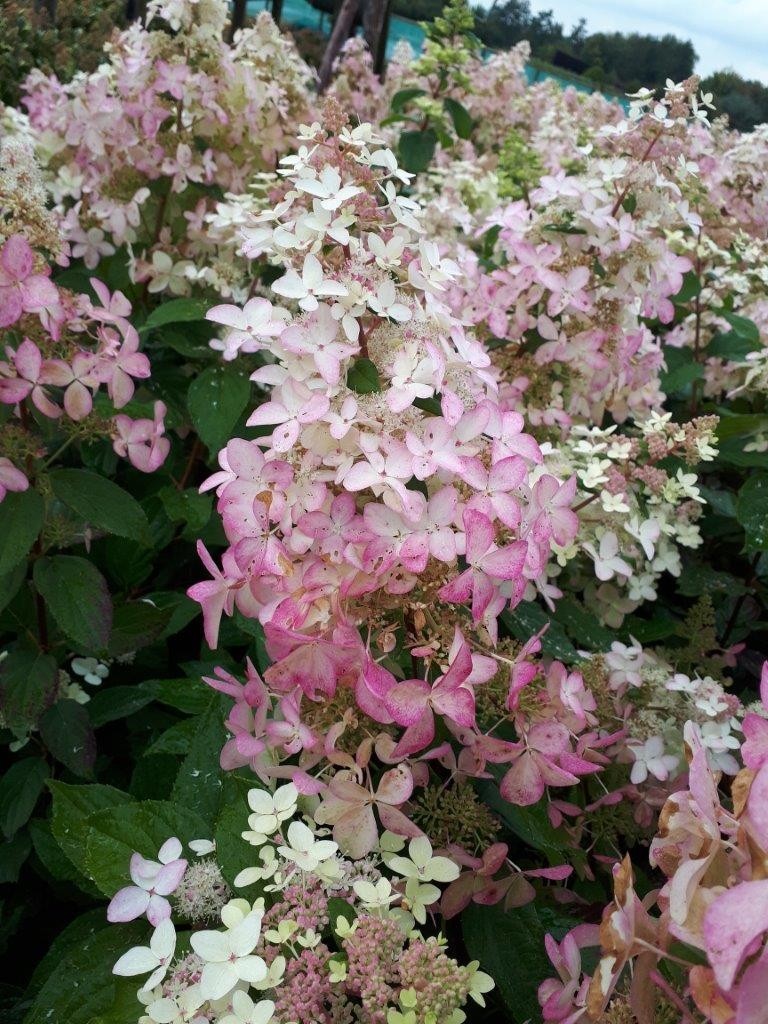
[318,0,360,91]
[373,0,392,75]
[363,0,390,76]
[272,0,284,25]
[229,0,248,40]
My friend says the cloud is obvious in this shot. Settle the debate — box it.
[525,0,768,82]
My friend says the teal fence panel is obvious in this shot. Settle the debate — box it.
[246,0,627,108]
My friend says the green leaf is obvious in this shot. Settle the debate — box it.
[673,270,701,304]
[49,469,150,544]
[707,330,756,361]
[443,96,473,139]
[715,439,768,468]
[0,832,31,884]
[140,297,211,335]
[0,489,43,575]
[0,647,58,734]
[328,896,357,938]
[214,773,258,887]
[29,818,100,894]
[148,591,200,638]
[390,87,426,111]
[720,310,759,345]
[87,686,155,728]
[145,717,199,756]
[677,562,748,598]
[736,474,768,551]
[398,128,438,173]
[462,903,579,1023]
[660,354,704,394]
[108,600,174,657]
[479,777,569,861]
[159,486,213,534]
[84,800,208,896]
[502,603,578,662]
[0,562,26,616]
[553,598,613,652]
[39,700,96,777]
[23,915,146,1024]
[33,555,112,652]
[187,364,251,452]
[623,611,679,643]
[171,699,227,826]
[139,677,212,714]
[48,780,132,880]
[346,357,381,394]
[0,758,48,838]
[713,413,768,441]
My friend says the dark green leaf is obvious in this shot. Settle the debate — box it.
[148,591,200,638]
[346,357,381,394]
[0,758,48,838]
[398,129,438,173]
[720,310,759,344]
[707,330,756,361]
[502,604,578,662]
[0,489,43,575]
[390,87,426,111]
[140,297,210,334]
[661,358,704,394]
[463,903,579,1022]
[48,780,132,875]
[49,469,150,544]
[171,699,226,827]
[145,717,199,756]
[443,96,473,139]
[39,700,96,777]
[84,799,208,895]
[0,832,31,884]
[676,562,748,598]
[479,777,570,862]
[108,600,174,657]
[553,598,613,652]
[673,270,701,304]
[214,773,258,887]
[139,677,212,714]
[29,817,100,894]
[0,647,58,734]
[623,611,679,643]
[23,915,146,1024]
[187,364,251,452]
[33,555,112,652]
[87,686,155,728]
[159,486,213,533]
[737,474,768,551]
[0,563,26,615]
[713,413,768,441]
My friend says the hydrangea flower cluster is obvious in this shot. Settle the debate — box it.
[107,783,493,1024]
[187,110,632,851]
[0,138,169,495]
[538,662,768,1024]
[445,78,713,428]
[4,5,768,1022]
[540,413,718,623]
[22,0,314,299]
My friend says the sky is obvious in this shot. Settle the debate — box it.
[525,0,768,83]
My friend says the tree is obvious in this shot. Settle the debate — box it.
[702,70,768,132]
[318,0,361,89]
